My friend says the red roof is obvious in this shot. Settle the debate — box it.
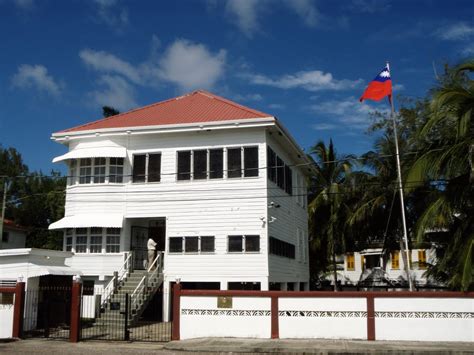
[4,219,29,232]
[58,90,272,134]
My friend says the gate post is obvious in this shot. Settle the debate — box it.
[12,281,25,338]
[367,295,375,341]
[271,296,279,339]
[69,276,82,343]
[171,283,181,341]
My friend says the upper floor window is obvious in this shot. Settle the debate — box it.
[132,153,161,183]
[267,146,292,195]
[177,149,225,181]
[391,251,400,269]
[228,235,260,253]
[177,146,257,181]
[64,228,121,254]
[70,157,124,186]
[269,236,295,259]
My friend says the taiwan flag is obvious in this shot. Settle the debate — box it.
[359,66,392,102]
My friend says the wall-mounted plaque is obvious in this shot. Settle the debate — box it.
[217,296,232,308]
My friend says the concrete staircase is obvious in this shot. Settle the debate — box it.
[95,259,164,328]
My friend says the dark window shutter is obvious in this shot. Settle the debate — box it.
[148,154,161,182]
[133,155,146,183]
[177,151,191,180]
[244,147,259,177]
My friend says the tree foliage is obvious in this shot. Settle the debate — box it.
[0,146,65,250]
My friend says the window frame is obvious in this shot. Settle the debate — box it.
[69,157,125,186]
[168,236,216,254]
[132,152,162,183]
[227,235,260,253]
[106,228,121,253]
[347,253,355,271]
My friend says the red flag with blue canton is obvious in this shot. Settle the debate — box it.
[359,66,392,102]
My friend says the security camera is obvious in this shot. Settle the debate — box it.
[268,202,281,208]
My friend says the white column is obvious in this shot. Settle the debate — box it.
[294,282,300,291]
[162,280,170,322]
[220,280,228,290]
[280,282,288,291]
[303,282,310,291]
[260,278,269,291]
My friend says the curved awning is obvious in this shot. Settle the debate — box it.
[52,147,127,163]
[49,214,123,230]
[0,264,82,279]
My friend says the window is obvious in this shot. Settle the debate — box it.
[75,228,87,253]
[209,149,223,179]
[228,235,260,252]
[244,147,258,177]
[89,228,103,253]
[185,237,199,252]
[79,159,92,184]
[169,236,215,253]
[267,146,292,195]
[83,280,94,296]
[133,153,161,183]
[109,158,124,183]
[2,231,9,243]
[65,229,73,252]
[391,251,400,269]
[93,158,106,183]
[418,250,427,269]
[169,237,183,252]
[269,237,295,259]
[347,253,355,271]
[193,150,207,180]
[228,235,243,252]
[69,160,77,185]
[106,228,120,253]
[177,151,191,180]
[200,236,215,252]
[227,148,242,178]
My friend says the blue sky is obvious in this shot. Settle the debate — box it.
[0,0,473,174]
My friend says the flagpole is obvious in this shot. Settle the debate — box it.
[386,62,414,292]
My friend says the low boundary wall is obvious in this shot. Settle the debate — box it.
[172,286,474,342]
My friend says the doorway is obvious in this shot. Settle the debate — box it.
[130,218,166,270]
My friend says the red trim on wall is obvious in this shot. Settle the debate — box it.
[366,296,375,341]
[69,282,82,343]
[172,283,182,341]
[271,296,279,339]
[12,282,25,338]
[0,287,16,293]
[179,290,474,298]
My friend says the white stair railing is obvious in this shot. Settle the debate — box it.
[101,252,133,307]
[129,252,164,319]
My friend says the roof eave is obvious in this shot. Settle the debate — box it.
[51,117,276,141]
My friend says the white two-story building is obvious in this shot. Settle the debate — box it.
[49,90,311,321]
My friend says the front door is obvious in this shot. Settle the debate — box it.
[131,226,149,270]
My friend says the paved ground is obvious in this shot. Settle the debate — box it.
[0,338,473,354]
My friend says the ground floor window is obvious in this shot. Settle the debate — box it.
[64,228,121,254]
[168,236,215,254]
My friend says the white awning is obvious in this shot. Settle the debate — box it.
[49,214,123,230]
[52,147,127,163]
[0,264,82,279]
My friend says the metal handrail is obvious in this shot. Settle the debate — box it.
[129,252,164,318]
[102,252,133,307]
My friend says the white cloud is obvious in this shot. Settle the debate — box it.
[93,0,129,30]
[283,0,320,27]
[11,64,62,96]
[393,83,405,91]
[268,103,285,109]
[224,0,262,38]
[436,22,474,41]
[88,75,137,111]
[243,70,362,92]
[462,44,474,55]
[79,49,141,84]
[14,0,34,10]
[222,0,321,37]
[157,39,226,91]
[346,0,391,13]
[312,123,337,131]
[233,93,263,102]
[310,96,384,129]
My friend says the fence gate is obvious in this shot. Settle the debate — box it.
[23,286,72,340]
[80,286,171,342]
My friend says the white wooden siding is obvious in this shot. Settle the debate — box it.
[265,133,309,283]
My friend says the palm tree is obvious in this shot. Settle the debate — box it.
[407,60,474,290]
[308,139,354,291]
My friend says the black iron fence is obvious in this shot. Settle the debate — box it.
[23,286,72,339]
[80,286,171,342]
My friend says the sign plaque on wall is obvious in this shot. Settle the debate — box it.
[217,296,233,308]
